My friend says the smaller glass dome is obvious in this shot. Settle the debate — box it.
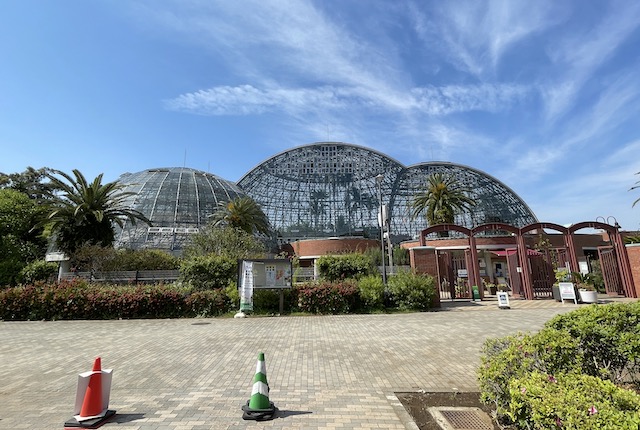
[114,167,245,253]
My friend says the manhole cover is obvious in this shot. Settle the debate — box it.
[427,407,493,430]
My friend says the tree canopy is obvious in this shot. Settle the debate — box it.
[210,196,270,235]
[412,172,476,227]
[42,169,150,255]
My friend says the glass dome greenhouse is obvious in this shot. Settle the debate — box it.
[114,167,245,252]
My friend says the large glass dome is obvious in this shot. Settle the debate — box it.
[114,167,245,252]
[391,162,538,239]
[238,142,537,242]
[238,143,404,242]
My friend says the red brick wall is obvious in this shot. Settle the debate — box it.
[410,247,440,308]
[626,245,640,297]
[291,238,380,257]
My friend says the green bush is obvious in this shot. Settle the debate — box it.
[478,328,581,416]
[19,260,58,284]
[179,255,237,291]
[507,372,640,429]
[185,289,230,317]
[316,254,373,281]
[478,302,640,428]
[0,280,231,320]
[295,280,360,314]
[544,302,640,385]
[357,274,385,310]
[105,249,180,271]
[386,272,435,311]
[0,259,25,287]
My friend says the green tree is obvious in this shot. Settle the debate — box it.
[632,171,640,207]
[0,166,54,200]
[411,172,475,233]
[184,224,266,260]
[42,169,150,255]
[211,196,270,235]
[0,189,49,285]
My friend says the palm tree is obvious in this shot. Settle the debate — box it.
[632,171,640,207]
[43,169,150,255]
[211,196,270,234]
[412,172,476,233]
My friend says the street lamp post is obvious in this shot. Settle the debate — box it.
[375,174,387,284]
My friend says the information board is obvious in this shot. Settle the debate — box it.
[559,282,577,304]
[497,291,510,309]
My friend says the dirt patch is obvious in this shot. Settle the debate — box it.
[396,391,500,430]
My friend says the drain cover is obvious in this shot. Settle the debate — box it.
[427,407,493,430]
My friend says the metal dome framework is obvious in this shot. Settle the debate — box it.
[238,142,538,243]
[114,167,245,252]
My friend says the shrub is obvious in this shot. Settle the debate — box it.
[507,372,640,429]
[478,302,640,428]
[544,302,640,385]
[0,280,230,320]
[478,328,581,416]
[105,249,180,271]
[185,289,231,317]
[295,280,360,314]
[0,259,25,287]
[386,272,435,311]
[179,255,237,291]
[357,274,385,310]
[19,260,58,284]
[316,254,373,281]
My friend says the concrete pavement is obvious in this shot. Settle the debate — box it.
[0,298,627,429]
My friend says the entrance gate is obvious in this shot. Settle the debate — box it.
[598,246,624,295]
[529,253,554,298]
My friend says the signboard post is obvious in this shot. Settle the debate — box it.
[559,282,577,304]
[237,259,293,316]
[240,261,254,313]
[497,291,510,309]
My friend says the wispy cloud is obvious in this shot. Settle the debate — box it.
[165,82,529,117]
[541,1,640,119]
[410,0,561,77]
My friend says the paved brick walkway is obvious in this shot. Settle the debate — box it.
[0,298,631,429]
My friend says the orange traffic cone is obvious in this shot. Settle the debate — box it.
[64,357,116,429]
[79,357,104,418]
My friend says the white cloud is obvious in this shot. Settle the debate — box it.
[541,1,640,119]
[411,0,561,76]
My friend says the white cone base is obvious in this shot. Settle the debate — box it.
[64,409,116,429]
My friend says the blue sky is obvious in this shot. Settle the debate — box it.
[2,1,640,230]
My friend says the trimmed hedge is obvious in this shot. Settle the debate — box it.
[478,302,640,428]
[316,254,373,281]
[294,280,360,314]
[0,280,230,320]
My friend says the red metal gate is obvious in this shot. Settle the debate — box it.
[598,246,624,295]
[529,254,554,298]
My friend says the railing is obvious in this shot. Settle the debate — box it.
[60,270,180,284]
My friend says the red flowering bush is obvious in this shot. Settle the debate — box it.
[0,279,231,320]
[294,280,360,314]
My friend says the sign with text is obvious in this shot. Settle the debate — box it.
[559,282,577,304]
[240,261,254,312]
[497,291,510,309]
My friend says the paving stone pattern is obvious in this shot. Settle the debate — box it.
[0,299,610,429]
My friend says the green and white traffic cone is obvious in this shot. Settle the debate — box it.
[241,352,277,420]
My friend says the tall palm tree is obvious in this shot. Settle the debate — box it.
[211,196,270,234]
[632,171,640,207]
[43,169,150,255]
[412,172,476,231]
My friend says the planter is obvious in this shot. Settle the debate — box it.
[579,289,598,304]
